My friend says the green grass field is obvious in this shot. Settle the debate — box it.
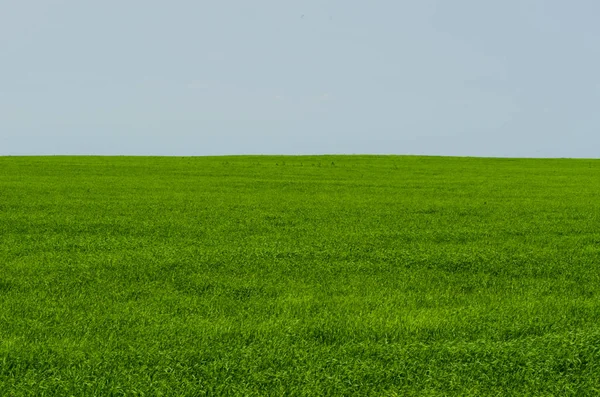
[1,155,600,395]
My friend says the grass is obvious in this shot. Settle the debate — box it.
[1,155,600,395]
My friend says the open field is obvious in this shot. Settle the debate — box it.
[1,155,600,395]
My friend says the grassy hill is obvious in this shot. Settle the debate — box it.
[1,155,600,395]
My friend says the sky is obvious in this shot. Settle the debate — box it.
[1,0,599,157]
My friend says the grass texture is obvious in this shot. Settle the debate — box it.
[1,155,600,396]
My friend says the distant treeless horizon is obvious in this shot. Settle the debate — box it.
[2,1,600,157]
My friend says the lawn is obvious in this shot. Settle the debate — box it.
[1,155,600,395]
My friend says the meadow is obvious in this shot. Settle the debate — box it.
[1,155,600,396]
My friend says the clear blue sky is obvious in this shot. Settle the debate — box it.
[2,1,599,157]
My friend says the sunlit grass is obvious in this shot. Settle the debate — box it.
[1,155,600,395]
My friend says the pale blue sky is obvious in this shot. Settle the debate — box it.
[2,1,599,157]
